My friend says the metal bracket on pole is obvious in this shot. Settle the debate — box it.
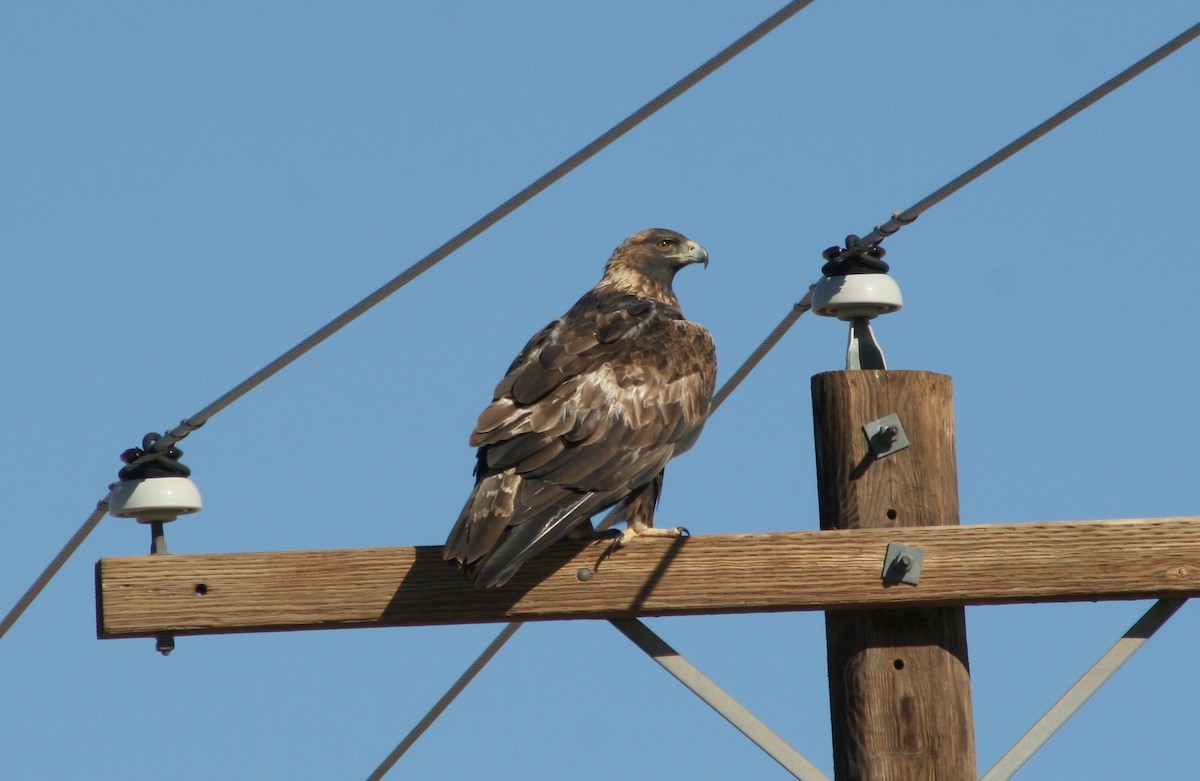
[882,542,924,585]
[847,317,887,370]
[863,413,909,458]
[611,618,831,781]
[810,271,903,372]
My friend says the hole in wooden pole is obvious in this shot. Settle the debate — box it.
[195,583,208,596]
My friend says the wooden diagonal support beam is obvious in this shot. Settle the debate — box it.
[96,516,1200,639]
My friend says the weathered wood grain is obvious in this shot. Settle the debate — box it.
[97,516,1200,639]
[814,370,976,781]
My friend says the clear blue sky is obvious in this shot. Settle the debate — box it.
[3,3,1198,779]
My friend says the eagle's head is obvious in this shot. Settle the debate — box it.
[601,228,708,304]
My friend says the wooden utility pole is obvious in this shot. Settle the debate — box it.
[813,370,976,781]
[92,367,1200,780]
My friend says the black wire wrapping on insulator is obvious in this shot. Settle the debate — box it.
[820,234,892,276]
[820,211,920,276]
[118,433,192,480]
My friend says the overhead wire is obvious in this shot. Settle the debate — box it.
[5,5,1196,775]
[835,20,1200,258]
[717,288,816,415]
[361,3,827,771]
[0,0,816,644]
[596,286,815,533]
[369,19,1200,774]
[0,499,109,641]
[367,292,818,778]
[365,621,524,781]
[125,0,820,469]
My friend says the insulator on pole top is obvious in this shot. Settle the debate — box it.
[812,237,903,370]
[811,273,903,322]
[109,476,203,524]
[109,433,203,537]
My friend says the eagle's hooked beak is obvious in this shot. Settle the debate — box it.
[685,241,709,268]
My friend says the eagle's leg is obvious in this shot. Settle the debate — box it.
[612,472,689,548]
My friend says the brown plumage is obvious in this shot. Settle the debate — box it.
[443,228,717,588]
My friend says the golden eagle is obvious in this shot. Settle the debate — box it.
[444,228,717,588]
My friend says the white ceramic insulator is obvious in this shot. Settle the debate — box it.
[109,476,203,523]
[811,273,903,320]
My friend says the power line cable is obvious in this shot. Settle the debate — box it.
[829,20,1200,262]
[713,287,814,415]
[126,0,819,468]
[0,0,815,644]
[365,621,524,781]
[372,290,816,777]
[9,7,1195,771]
[597,286,815,533]
[0,498,109,641]
[368,21,1200,772]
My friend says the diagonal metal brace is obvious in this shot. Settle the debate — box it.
[980,598,1187,781]
[611,618,831,781]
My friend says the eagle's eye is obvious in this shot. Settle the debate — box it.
[657,238,676,249]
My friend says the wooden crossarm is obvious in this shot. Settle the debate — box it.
[96,517,1200,639]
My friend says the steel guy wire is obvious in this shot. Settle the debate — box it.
[0,0,814,644]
